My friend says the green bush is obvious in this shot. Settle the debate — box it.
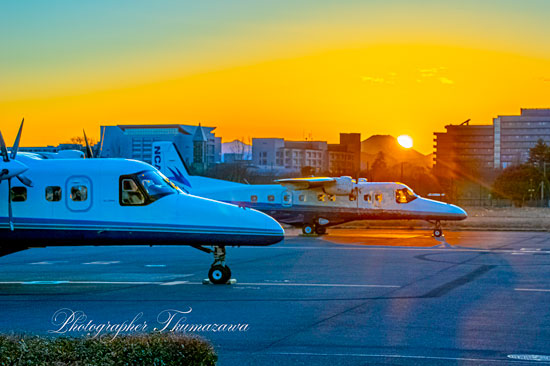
[0,333,217,366]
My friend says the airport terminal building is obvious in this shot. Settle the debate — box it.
[99,124,221,170]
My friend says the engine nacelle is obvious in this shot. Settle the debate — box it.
[323,176,354,196]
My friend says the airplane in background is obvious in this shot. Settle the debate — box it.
[0,121,284,284]
[153,141,467,237]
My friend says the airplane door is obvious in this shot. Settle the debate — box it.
[282,190,292,207]
[66,176,93,212]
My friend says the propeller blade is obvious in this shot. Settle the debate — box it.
[83,129,93,159]
[0,130,8,162]
[10,118,24,160]
[8,178,13,231]
[16,175,33,187]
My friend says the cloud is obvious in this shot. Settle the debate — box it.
[438,77,454,84]
[361,76,386,83]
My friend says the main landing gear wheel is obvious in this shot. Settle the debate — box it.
[208,265,231,285]
[315,225,327,235]
[302,224,314,235]
[208,246,232,284]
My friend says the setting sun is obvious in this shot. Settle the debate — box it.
[397,135,413,149]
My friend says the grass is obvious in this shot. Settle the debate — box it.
[0,333,217,366]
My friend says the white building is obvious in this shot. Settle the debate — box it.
[100,124,221,168]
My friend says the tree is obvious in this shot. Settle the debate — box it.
[492,164,542,207]
[528,138,550,167]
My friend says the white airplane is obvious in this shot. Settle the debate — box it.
[153,141,467,237]
[0,122,284,284]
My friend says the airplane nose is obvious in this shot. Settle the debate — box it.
[245,207,285,244]
[450,204,468,220]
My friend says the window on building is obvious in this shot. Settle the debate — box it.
[10,187,27,202]
[45,186,62,202]
[71,186,88,202]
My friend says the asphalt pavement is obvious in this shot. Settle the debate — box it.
[1,229,550,365]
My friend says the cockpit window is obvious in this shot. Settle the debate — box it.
[136,171,181,201]
[119,170,181,206]
[395,188,418,204]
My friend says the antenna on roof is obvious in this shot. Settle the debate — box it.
[460,119,471,126]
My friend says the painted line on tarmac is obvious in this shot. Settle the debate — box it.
[253,245,550,254]
[0,280,398,288]
[515,288,550,293]
[265,352,545,364]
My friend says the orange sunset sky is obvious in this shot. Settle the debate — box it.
[1,0,550,154]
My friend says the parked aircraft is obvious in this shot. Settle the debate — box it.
[153,141,467,236]
[0,122,284,284]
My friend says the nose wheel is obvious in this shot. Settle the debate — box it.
[433,221,443,237]
[208,246,232,284]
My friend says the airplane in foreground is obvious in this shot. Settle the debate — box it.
[153,141,467,237]
[0,121,284,284]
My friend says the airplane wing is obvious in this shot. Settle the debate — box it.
[274,177,336,190]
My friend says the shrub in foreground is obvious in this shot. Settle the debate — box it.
[0,332,217,366]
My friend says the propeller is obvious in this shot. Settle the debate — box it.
[83,129,93,159]
[0,119,32,231]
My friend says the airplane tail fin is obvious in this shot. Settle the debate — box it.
[152,141,193,190]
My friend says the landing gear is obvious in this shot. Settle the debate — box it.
[433,221,443,237]
[207,246,232,284]
[315,225,327,235]
[302,224,314,235]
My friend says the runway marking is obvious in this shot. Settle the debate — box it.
[515,288,550,293]
[327,233,422,239]
[29,261,69,265]
[194,282,399,288]
[253,246,550,254]
[0,280,398,288]
[82,261,121,265]
[509,354,550,362]
[145,264,166,267]
[160,281,190,286]
[265,352,536,364]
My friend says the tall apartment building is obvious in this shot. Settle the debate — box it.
[494,109,550,168]
[433,121,494,177]
[100,124,221,169]
[252,133,361,175]
[434,109,550,176]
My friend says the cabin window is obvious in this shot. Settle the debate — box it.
[10,187,27,202]
[283,194,291,203]
[299,194,306,202]
[364,194,371,202]
[71,186,88,202]
[121,178,146,205]
[317,194,325,202]
[375,193,383,202]
[251,195,258,203]
[45,186,61,202]
[268,195,275,202]
[329,195,336,201]
[395,188,418,204]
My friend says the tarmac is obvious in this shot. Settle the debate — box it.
[1,229,550,365]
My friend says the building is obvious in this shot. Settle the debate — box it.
[328,133,361,176]
[433,120,494,178]
[494,109,550,168]
[252,133,361,175]
[100,124,221,170]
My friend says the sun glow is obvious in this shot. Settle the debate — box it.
[397,135,413,149]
